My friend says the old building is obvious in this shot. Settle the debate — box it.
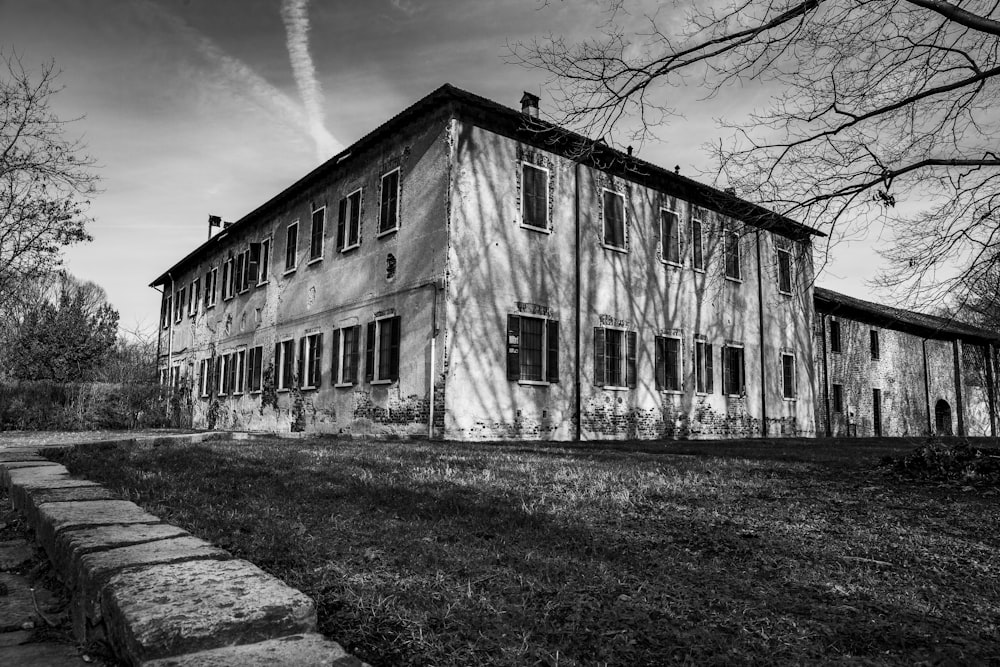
[813,287,999,437]
[152,84,824,440]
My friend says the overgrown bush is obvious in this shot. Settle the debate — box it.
[883,439,1000,486]
[0,381,174,430]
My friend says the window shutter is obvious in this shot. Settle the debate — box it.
[656,337,665,391]
[388,316,401,380]
[546,320,559,383]
[626,331,637,388]
[330,329,340,385]
[337,198,347,250]
[507,315,520,381]
[365,322,376,382]
[207,358,215,396]
[706,343,714,393]
[314,333,323,387]
[297,338,305,388]
[227,354,235,394]
[349,325,361,383]
[594,327,606,386]
[274,343,281,387]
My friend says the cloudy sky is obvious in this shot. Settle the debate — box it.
[3,0,884,332]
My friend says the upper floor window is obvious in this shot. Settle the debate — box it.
[602,189,626,251]
[506,314,559,383]
[378,169,400,235]
[332,325,361,386]
[594,326,636,389]
[521,162,549,231]
[870,329,880,359]
[205,267,218,308]
[337,189,362,252]
[366,315,401,383]
[309,207,325,262]
[830,319,841,353]
[724,228,741,280]
[654,335,681,391]
[777,246,793,294]
[299,333,323,390]
[722,345,745,396]
[235,249,249,293]
[161,294,172,329]
[661,208,680,265]
[189,277,201,317]
[284,222,298,273]
[695,338,713,393]
[174,286,186,322]
[222,257,235,300]
[255,239,271,285]
[781,353,796,399]
[691,215,705,271]
[276,339,295,390]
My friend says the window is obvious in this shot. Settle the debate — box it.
[506,315,559,383]
[188,278,201,317]
[655,336,682,391]
[594,327,636,388]
[870,329,880,359]
[521,162,549,230]
[296,333,323,390]
[222,257,234,300]
[781,353,796,399]
[724,228,741,280]
[247,346,264,393]
[723,345,745,396]
[161,294,172,329]
[276,339,295,390]
[174,287,185,323]
[378,169,400,235]
[171,365,181,388]
[337,189,362,251]
[691,215,704,271]
[695,338,714,393]
[661,208,680,265]
[232,349,246,395]
[256,239,270,285]
[236,249,251,293]
[199,359,211,398]
[602,189,626,250]
[205,267,218,308]
[832,383,844,412]
[332,325,361,385]
[216,354,229,396]
[366,315,400,383]
[309,206,325,262]
[285,222,298,272]
[830,320,841,353]
[777,246,793,294]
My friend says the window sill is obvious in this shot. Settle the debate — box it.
[601,243,628,254]
[601,385,631,391]
[307,257,323,266]
[370,379,393,385]
[778,289,793,296]
[300,385,317,392]
[660,260,683,269]
[376,227,399,239]
[659,388,683,394]
[283,268,296,276]
[520,223,551,234]
[334,382,355,389]
[341,243,360,253]
[783,397,797,402]
[233,391,244,397]
[517,379,550,386]
[250,389,262,395]
[206,304,216,310]
[724,276,743,284]
[277,388,290,393]
[256,280,269,287]
[693,267,706,274]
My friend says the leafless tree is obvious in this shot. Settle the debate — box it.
[511,0,1000,306]
[1,50,98,321]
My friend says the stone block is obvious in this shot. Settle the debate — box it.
[2,464,69,490]
[102,559,317,663]
[76,536,230,619]
[23,486,120,528]
[10,479,101,516]
[35,501,162,563]
[52,523,189,576]
[0,452,46,463]
[140,633,368,667]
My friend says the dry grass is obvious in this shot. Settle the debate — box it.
[48,436,1000,666]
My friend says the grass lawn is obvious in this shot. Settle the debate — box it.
[48,436,1000,666]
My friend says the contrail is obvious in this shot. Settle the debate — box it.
[281,0,339,162]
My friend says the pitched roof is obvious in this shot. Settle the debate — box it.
[151,84,822,287]
[814,286,1000,344]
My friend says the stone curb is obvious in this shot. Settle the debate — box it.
[0,431,369,667]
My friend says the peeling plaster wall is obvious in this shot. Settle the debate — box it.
[157,115,452,436]
[444,121,816,440]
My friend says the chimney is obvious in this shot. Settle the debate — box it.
[520,91,540,118]
[724,187,737,195]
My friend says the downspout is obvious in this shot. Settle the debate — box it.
[426,280,440,440]
[820,313,831,437]
[987,343,998,439]
[953,338,966,436]
[755,230,767,437]
[574,161,582,442]
[922,339,932,435]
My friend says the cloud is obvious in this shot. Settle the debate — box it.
[281,0,340,162]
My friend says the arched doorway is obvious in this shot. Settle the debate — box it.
[935,400,953,435]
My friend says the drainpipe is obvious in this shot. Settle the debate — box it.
[755,230,767,437]
[426,279,440,440]
[953,338,965,436]
[922,339,932,434]
[574,161,582,442]
[987,343,997,439]
[820,313,831,437]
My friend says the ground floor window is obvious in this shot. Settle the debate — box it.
[276,339,295,390]
[594,326,636,388]
[199,359,211,398]
[247,346,263,393]
[506,314,559,383]
[366,315,400,383]
[332,325,361,386]
[832,383,844,412]
[781,353,796,399]
[299,333,323,390]
[723,345,745,396]
[654,336,681,391]
[695,338,713,393]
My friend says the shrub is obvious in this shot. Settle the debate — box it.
[0,381,175,430]
[884,439,1000,486]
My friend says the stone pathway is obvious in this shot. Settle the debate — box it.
[1,432,368,666]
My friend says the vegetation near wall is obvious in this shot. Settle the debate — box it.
[0,381,174,431]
